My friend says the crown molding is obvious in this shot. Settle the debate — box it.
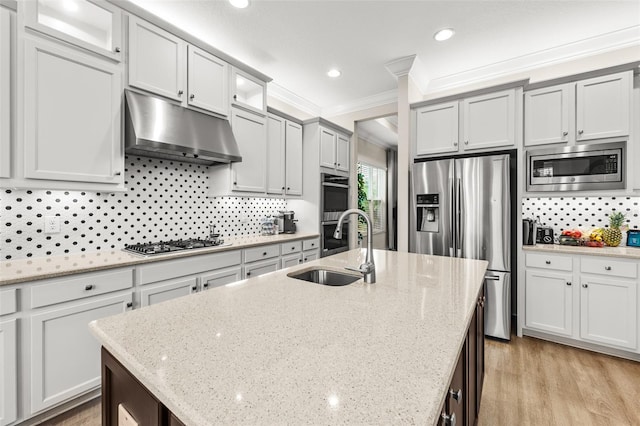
[425,26,640,93]
[267,82,322,117]
[321,89,398,117]
[385,55,417,78]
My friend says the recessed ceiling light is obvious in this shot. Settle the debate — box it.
[229,0,249,9]
[434,28,455,42]
[327,69,341,78]
[63,0,79,12]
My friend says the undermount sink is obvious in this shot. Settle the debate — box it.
[287,268,361,286]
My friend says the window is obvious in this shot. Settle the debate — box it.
[357,163,386,235]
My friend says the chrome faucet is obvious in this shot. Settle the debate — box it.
[334,208,376,284]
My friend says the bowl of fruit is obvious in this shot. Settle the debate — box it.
[584,228,604,247]
[560,229,582,246]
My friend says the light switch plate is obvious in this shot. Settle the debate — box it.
[118,404,139,426]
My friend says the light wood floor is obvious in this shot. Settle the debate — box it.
[47,336,640,425]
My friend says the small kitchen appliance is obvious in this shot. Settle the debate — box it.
[522,218,536,245]
[278,211,297,234]
[627,230,640,247]
[536,227,554,244]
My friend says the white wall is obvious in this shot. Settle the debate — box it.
[357,137,387,168]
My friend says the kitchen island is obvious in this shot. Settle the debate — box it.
[90,249,488,425]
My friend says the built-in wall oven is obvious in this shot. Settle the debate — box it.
[321,173,349,256]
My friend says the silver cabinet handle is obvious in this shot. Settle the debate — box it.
[562,131,568,136]
[190,94,195,100]
[115,47,121,53]
[449,388,462,404]
[582,283,588,288]
[441,412,456,426]
[566,281,572,286]
[85,284,94,291]
[178,90,184,96]
[485,275,499,281]
[604,266,612,271]
[464,140,469,145]
[453,141,458,146]
[578,129,584,134]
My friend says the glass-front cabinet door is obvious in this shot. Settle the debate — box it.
[231,67,266,112]
[22,0,123,61]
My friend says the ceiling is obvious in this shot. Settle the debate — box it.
[127,0,640,116]
[358,116,399,148]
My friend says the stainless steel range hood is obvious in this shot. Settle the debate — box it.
[124,90,242,165]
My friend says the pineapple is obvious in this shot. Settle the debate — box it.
[603,212,625,247]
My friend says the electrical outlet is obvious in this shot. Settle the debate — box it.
[44,216,60,234]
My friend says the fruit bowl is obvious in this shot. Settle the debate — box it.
[585,241,604,248]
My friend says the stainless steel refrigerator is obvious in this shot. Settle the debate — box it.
[410,154,511,340]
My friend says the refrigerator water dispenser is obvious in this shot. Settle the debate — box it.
[416,194,439,233]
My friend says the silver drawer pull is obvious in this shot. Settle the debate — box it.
[449,388,462,404]
[485,275,499,281]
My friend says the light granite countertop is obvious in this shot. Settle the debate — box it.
[523,244,640,259]
[90,249,488,426]
[0,233,319,286]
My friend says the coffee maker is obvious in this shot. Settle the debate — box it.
[277,211,297,234]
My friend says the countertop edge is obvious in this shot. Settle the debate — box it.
[522,244,640,259]
[1,233,320,286]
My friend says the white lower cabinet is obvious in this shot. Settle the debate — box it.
[281,252,302,269]
[200,266,242,290]
[302,249,319,263]
[244,258,279,279]
[139,276,197,307]
[525,270,573,336]
[0,318,17,426]
[30,292,132,414]
[580,276,637,350]
[524,251,639,355]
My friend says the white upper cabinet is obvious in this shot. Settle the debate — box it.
[23,37,123,184]
[414,88,518,157]
[266,114,303,196]
[524,84,571,147]
[231,67,266,113]
[0,318,17,426]
[319,125,350,173]
[319,126,336,169]
[336,133,349,173]
[187,45,228,116]
[462,89,516,151]
[128,16,185,102]
[0,7,10,179]
[230,107,267,192]
[415,101,459,156]
[576,71,631,141]
[267,114,285,194]
[23,0,123,61]
[285,121,303,195]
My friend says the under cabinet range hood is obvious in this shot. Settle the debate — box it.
[124,90,242,165]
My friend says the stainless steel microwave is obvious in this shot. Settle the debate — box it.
[526,141,625,192]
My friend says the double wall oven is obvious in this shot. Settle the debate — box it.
[321,173,349,257]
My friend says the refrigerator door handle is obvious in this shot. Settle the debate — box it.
[449,177,455,257]
[456,177,462,258]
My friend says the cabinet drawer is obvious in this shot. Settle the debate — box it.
[244,258,279,279]
[0,288,17,316]
[580,257,637,279]
[139,277,197,307]
[137,250,241,285]
[31,268,134,309]
[244,244,280,263]
[280,241,302,255]
[200,266,242,290]
[525,252,573,271]
[302,238,320,251]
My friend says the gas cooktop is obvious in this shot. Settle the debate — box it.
[124,238,230,256]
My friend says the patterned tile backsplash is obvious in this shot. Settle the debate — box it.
[1,156,286,260]
[522,197,640,231]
